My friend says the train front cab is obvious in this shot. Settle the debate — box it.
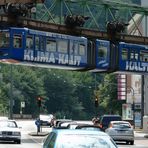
[90,39,112,73]
[118,42,148,73]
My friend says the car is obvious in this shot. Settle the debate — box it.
[0,120,21,144]
[43,129,118,148]
[99,115,122,131]
[67,122,102,131]
[39,114,54,127]
[75,124,103,131]
[55,120,75,129]
[105,121,134,145]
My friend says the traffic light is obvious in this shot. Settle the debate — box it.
[37,97,42,107]
[95,97,99,108]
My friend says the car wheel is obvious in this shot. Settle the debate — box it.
[15,140,21,144]
[130,141,134,145]
[126,141,129,144]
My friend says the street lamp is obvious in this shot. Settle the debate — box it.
[127,86,135,129]
[9,64,13,119]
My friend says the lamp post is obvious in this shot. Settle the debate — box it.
[127,86,135,129]
[9,64,13,119]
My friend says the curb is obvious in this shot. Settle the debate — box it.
[29,132,49,136]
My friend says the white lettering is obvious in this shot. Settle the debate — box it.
[24,50,82,66]
[126,61,148,72]
[24,50,34,61]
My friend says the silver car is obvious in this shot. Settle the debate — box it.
[43,129,118,148]
[105,121,134,145]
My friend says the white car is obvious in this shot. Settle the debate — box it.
[105,121,134,145]
[39,114,54,126]
[0,120,21,144]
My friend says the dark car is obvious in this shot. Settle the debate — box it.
[99,115,122,131]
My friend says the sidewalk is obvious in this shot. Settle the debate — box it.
[134,128,148,138]
[29,127,52,137]
[29,131,49,136]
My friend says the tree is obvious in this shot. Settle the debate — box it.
[98,73,124,115]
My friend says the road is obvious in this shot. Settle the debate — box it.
[117,131,148,148]
[0,120,148,148]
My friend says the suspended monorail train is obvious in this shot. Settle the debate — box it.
[0,27,147,74]
[0,27,89,70]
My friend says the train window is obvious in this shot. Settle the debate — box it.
[13,35,22,48]
[0,31,9,48]
[98,46,107,59]
[26,36,33,49]
[73,42,79,55]
[79,44,85,56]
[140,50,148,62]
[135,52,138,60]
[46,39,56,52]
[130,50,138,61]
[35,36,39,50]
[40,36,45,51]
[121,48,128,60]
[130,51,134,60]
[57,40,68,53]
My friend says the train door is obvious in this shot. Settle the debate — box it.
[87,40,95,70]
[57,37,70,67]
[109,42,119,72]
[70,37,88,69]
[10,28,26,60]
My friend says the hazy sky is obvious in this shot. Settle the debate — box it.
[141,0,148,6]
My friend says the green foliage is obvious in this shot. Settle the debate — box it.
[0,63,124,119]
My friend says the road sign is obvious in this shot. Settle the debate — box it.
[21,101,25,108]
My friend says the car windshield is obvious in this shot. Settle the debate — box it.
[0,121,17,128]
[56,134,117,148]
[112,123,131,128]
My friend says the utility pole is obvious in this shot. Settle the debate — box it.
[9,64,13,119]
[141,75,145,129]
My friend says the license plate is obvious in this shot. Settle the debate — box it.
[117,130,125,133]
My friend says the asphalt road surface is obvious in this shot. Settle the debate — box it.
[0,120,148,148]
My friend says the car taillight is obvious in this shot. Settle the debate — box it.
[99,124,102,128]
[109,123,113,128]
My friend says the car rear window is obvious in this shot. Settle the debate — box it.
[112,123,131,128]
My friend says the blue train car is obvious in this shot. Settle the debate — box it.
[0,27,88,70]
[118,42,148,73]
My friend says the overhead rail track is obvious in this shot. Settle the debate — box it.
[0,0,42,5]
[0,0,148,45]
[0,14,148,45]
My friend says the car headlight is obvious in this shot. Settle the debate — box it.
[13,132,21,136]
